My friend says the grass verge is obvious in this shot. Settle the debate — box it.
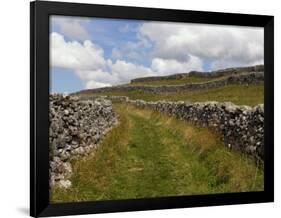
[50,103,263,203]
[85,84,263,106]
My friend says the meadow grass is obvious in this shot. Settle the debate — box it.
[50,103,263,203]
[129,75,225,86]
[86,84,264,106]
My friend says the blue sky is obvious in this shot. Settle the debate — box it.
[50,16,264,93]
[50,17,148,93]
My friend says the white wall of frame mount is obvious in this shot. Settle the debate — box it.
[0,0,280,217]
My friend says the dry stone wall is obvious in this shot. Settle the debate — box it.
[131,65,264,83]
[76,71,263,95]
[79,95,129,102]
[76,94,264,162]
[49,94,117,188]
[127,99,264,162]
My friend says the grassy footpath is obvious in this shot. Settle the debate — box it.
[86,84,263,106]
[50,103,263,203]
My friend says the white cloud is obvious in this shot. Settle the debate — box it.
[51,32,157,88]
[139,22,264,69]
[51,16,90,41]
[85,80,111,89]
[76,69,115,84]
[51,19,264,92]
[77,60,155,88]
[78,57,202,89]
[111,60,155,82]
[51,32,204,89]
[151,56,203,75]
[50,32,106,71]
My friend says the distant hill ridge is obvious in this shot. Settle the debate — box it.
[74,72,263,95]
[131,65,264,83]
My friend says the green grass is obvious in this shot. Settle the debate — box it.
[50,103,263,203]
[85,84,264,106]
[129,75,225,86]
[128,71,253,86]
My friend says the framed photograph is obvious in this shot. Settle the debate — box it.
[30,1,274,217]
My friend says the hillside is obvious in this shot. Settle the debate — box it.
[74,65,264,106]
[51,65,264,202]
[130,65,264,85]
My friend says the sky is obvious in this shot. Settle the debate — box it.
[50,15,264,93]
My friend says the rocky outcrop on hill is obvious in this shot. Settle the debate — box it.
[49,94,117,188]
[131,65,264,83]
[127,99,264,162]
[79,95,129,102]
[76,71,264,95]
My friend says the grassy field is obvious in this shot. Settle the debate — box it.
[85,84,264,106]
[129,75,225,86]
[50,103,263,203]
[128,71,253,86]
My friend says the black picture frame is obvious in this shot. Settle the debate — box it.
[30,1,274,217]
